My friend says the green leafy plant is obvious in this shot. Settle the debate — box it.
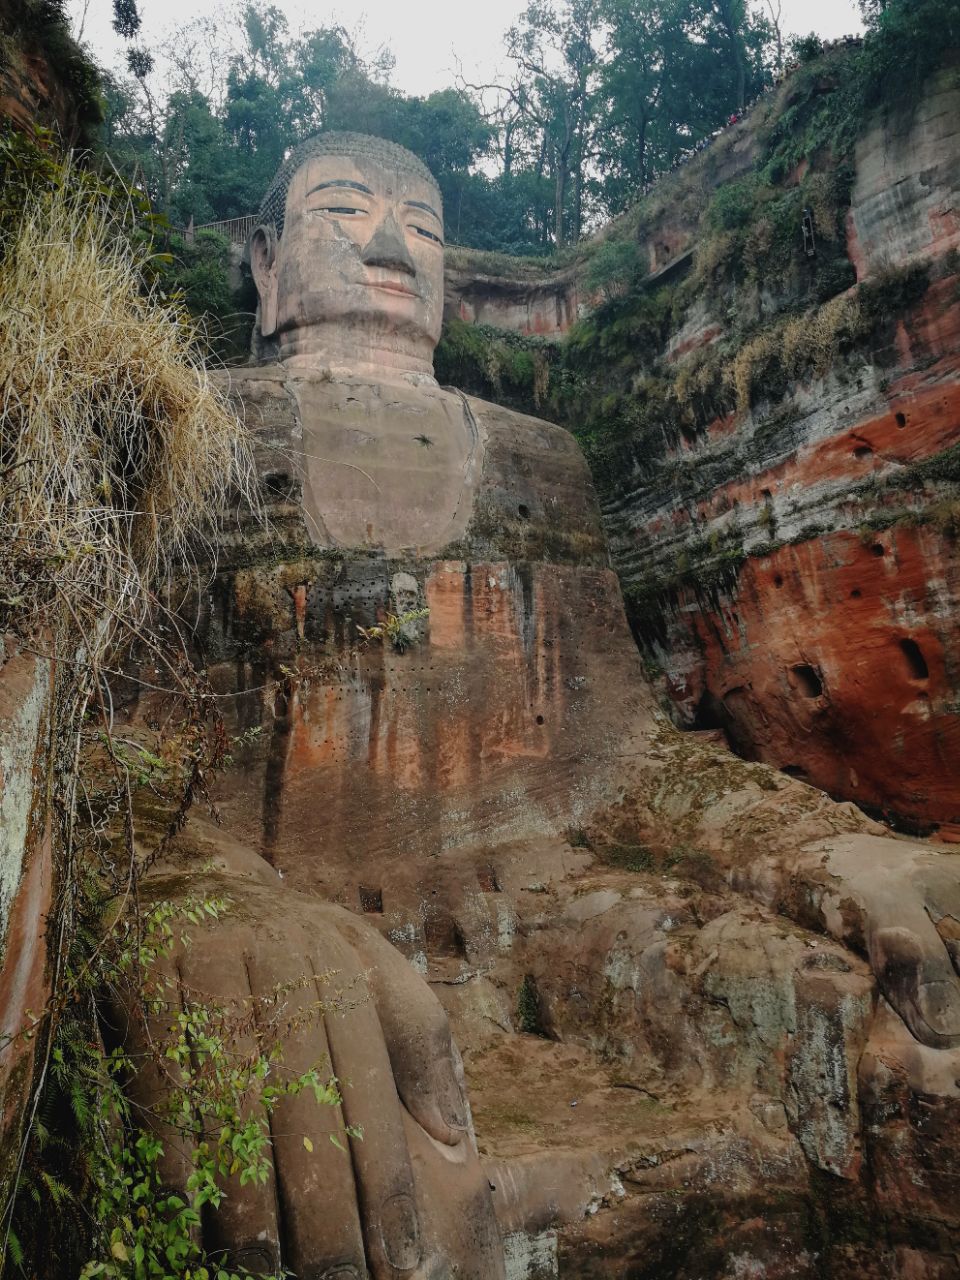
[434,319,558,414]
[515,976,544,1036]
[357,607,430,653]
[94,900,353,1280]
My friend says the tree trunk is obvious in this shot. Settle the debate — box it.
[715,0,748,110]
[572,118,584,240]
[554,159,566,247]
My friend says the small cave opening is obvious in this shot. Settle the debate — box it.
[900,638,929,680]
[690,688,755,760]
[895,411,907,429]
[781,764,809,779]
[792,664,824,698]
[859,803,938,839]
[871,543,886,557]
[850,588,862,599]
[773,573,784,589]
[263,470,292,496]
[693,693,725,731]
[853,445,873,459]
[359,885,383,914]
[518,504,531,520]
[424,909,468,959]
[535,713,545,725]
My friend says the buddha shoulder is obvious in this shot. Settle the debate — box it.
[215,366,606,566]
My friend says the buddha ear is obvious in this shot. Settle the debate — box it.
[250,224,279,338]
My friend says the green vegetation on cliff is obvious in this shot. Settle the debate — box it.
[434,319,560,413]
[0,0,103,142]
[436,0,955,477]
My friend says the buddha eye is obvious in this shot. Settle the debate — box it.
[413,225,443,244]
[323,206,366,216]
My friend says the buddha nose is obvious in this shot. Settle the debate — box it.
[361,210,416,277]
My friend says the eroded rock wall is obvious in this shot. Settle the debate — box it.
[446,58,960,831]
[0,0,102,144]
[444,256,578,338]
[608,63,960,830]
[0,638,52,1190]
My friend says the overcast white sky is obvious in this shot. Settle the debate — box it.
[68,0,864,97]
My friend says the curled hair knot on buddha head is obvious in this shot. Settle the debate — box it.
[257,132,442,241]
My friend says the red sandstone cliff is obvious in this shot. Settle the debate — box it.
[446,55,960,833]
[0,0,102,144]
[614,63,960,832]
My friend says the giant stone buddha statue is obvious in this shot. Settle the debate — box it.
[130,132,960,1277]
[248,134,480,557]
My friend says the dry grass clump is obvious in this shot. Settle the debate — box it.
[0,167,258,662]
[726,292,860,411]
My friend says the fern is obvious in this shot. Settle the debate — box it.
[7,1229,24,1269]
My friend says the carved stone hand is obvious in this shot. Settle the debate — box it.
[116,830,505,1279]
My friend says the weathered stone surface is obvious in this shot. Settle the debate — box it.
[118,119,960,1275]
[860,1002,960,1243]
[444,257,578,337]
[201,365,626,893]
[848,67,960,278]
[0,639,52,1190]
[592,62,960,832]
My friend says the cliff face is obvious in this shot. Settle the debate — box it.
[610,63,960,832]
[445,55,960,832]
[0,639,52,1187]
[443,251,578,337]
[0,0,102,144]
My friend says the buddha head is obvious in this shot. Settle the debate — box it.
[250,133,445,379]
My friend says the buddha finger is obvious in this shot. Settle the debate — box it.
[315,937,424,1279]
[177,931,282,1273]
[918,858,960,973]
[871,921,960,1050]
[244,942,367,1278]
[330,909,470,1147]
[401,1111,506,1280]
[815,837,960,1049]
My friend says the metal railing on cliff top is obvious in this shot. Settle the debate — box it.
[185,214,258,246]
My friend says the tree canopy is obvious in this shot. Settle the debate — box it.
[97,0,940,256]
[99,0,783,252]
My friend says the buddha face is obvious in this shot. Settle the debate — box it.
[251,149,445,375]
